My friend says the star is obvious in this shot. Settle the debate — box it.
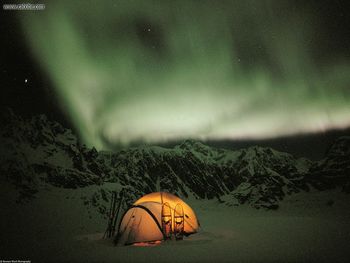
[147,28,151,32]
[24,79,28,83]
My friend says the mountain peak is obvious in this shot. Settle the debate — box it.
[327,136,350,157]
[178,139,203,148]
[2,110,349,208]
[175,139,217,158]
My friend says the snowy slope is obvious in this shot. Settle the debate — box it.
[1,181,350,263]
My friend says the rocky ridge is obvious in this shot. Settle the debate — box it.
[0,109,349,210]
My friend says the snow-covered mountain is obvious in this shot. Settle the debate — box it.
[0,110,348,209]
[0,109,105,198]
[101,141,312,209]
[307,136,350,192]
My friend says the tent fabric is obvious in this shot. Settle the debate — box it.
[117,204,164,245]
[116,192,199,245]
[134,192,199,233]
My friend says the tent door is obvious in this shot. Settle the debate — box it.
[161,202,172,239]
[174,203,184,240]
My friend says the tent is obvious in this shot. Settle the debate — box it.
[115,192,200,245]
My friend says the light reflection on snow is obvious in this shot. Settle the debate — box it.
[132,240,162,247]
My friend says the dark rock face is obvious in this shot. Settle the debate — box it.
[102,142,311,209]
[0,110,349,209]
[307,136,350,192]
[0,109,104,193]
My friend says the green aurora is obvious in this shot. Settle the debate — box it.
[20,0,350,149]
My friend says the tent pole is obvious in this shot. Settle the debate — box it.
[111,189,124,237]
[103,191,116,239]
[103,193,112,238]
[110,192,117,237]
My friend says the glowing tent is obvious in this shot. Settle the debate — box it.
[115,192,200,245]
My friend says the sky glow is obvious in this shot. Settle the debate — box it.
[20,0,350,149]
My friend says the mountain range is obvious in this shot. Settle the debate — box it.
[0,108,349,211]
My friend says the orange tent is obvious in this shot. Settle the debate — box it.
[115,192,200,245]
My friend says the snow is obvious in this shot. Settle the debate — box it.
[1,184,350,263]
[1,112,350,262]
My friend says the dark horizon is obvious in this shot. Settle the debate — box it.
[106,126,350,161]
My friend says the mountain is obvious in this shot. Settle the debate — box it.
[101,141,311,209]
[0,109,348,210]
[0,109,105,197]
[307,136,350,192]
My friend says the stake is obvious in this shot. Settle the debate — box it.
[111,189,124,237]
[103,191,117,239]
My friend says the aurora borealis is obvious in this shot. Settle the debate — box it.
[20,0,350,149]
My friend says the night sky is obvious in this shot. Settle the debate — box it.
[1,0,350,158]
